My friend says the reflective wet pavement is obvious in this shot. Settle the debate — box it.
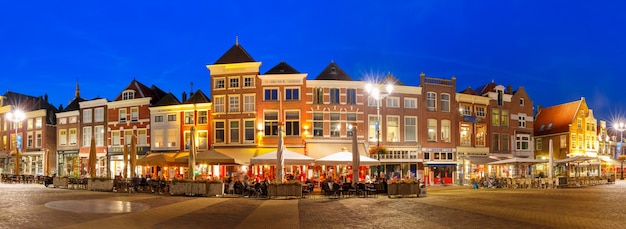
[1,181,626,228]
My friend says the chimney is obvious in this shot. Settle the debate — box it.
[507,85,513,94]
[45,94,48,102]
[182,92,187,103]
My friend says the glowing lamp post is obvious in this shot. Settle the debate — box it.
[5,109,26,175]
[614,122,626,180]
[365,82,393,178]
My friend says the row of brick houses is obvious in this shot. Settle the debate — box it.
[0,41,620,184]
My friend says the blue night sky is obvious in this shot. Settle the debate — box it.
[1,1,625,121]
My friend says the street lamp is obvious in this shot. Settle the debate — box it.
[5,109,25,175]
[613,122,626,180]
[365,82,393,179]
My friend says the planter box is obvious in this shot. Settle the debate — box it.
[88,179,114,192]
[53,177,69,189]
[387,183,419,197]
[170,182,224,196]
[267,183,302,198]
[207,183,224,197]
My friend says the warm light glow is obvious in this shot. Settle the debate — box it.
[257,123,263,131]
[365,83,373,93]
[5,109,25,122]
[386,83,393,94]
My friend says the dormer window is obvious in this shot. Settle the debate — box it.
[330,67,336,74]
[547,123,553,130]
[539,124,545,131]
[122,90,135,100]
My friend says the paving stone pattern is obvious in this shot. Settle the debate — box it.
[1,182,626,229]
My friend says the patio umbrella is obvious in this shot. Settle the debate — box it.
[123,143,128,178]
[89,137,97,177]
[351,125,359,185]
[130,135,137,178]
[137,153,177,167]
[188,126,196,180]
[176,150,239,164]
[487,157,547,165]
[316,150,380,166]
[250,148,315,165]
[13,149,20,176]
[549,139,554,178]
[277,125,285,182]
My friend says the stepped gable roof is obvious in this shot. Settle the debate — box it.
[114,79,155,101]
[314,61,353,81]
[214,43,256,64]
[63,97,87,112]
[459,87,480,95]
[153,92,181,107]
[534,99,582,136]
[184,89,211,104]
[2,91,59,124]
[264,61,300,74]
[382,72,405,86]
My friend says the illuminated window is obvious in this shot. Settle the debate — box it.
[69,129,77,146]
[59,129,67,146]
[476,124,486,146]
[427,119,437,142]
[198,111,208,124]
[460,104,471,116]
[460,123,471,146]
[404,116,417,142]
[313,113,324,137]
[441,120,451,143]
[215,121,225,143]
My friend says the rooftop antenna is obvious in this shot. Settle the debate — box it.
[190,82,194,93]
[235,35,239,45]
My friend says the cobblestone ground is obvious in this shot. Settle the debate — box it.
[1,181,626,229]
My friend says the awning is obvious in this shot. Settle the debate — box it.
[554,156,597,164]
[175,149,242,165]
[305,142,368,159]
[425,161,458,166]
[488,157,547,165]
[316,150,380,166]
[250,148,315,165]
[213,147,305,165]
[461,156,498,165]
[137,152,185,166]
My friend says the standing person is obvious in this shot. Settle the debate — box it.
[439,175,445,185]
